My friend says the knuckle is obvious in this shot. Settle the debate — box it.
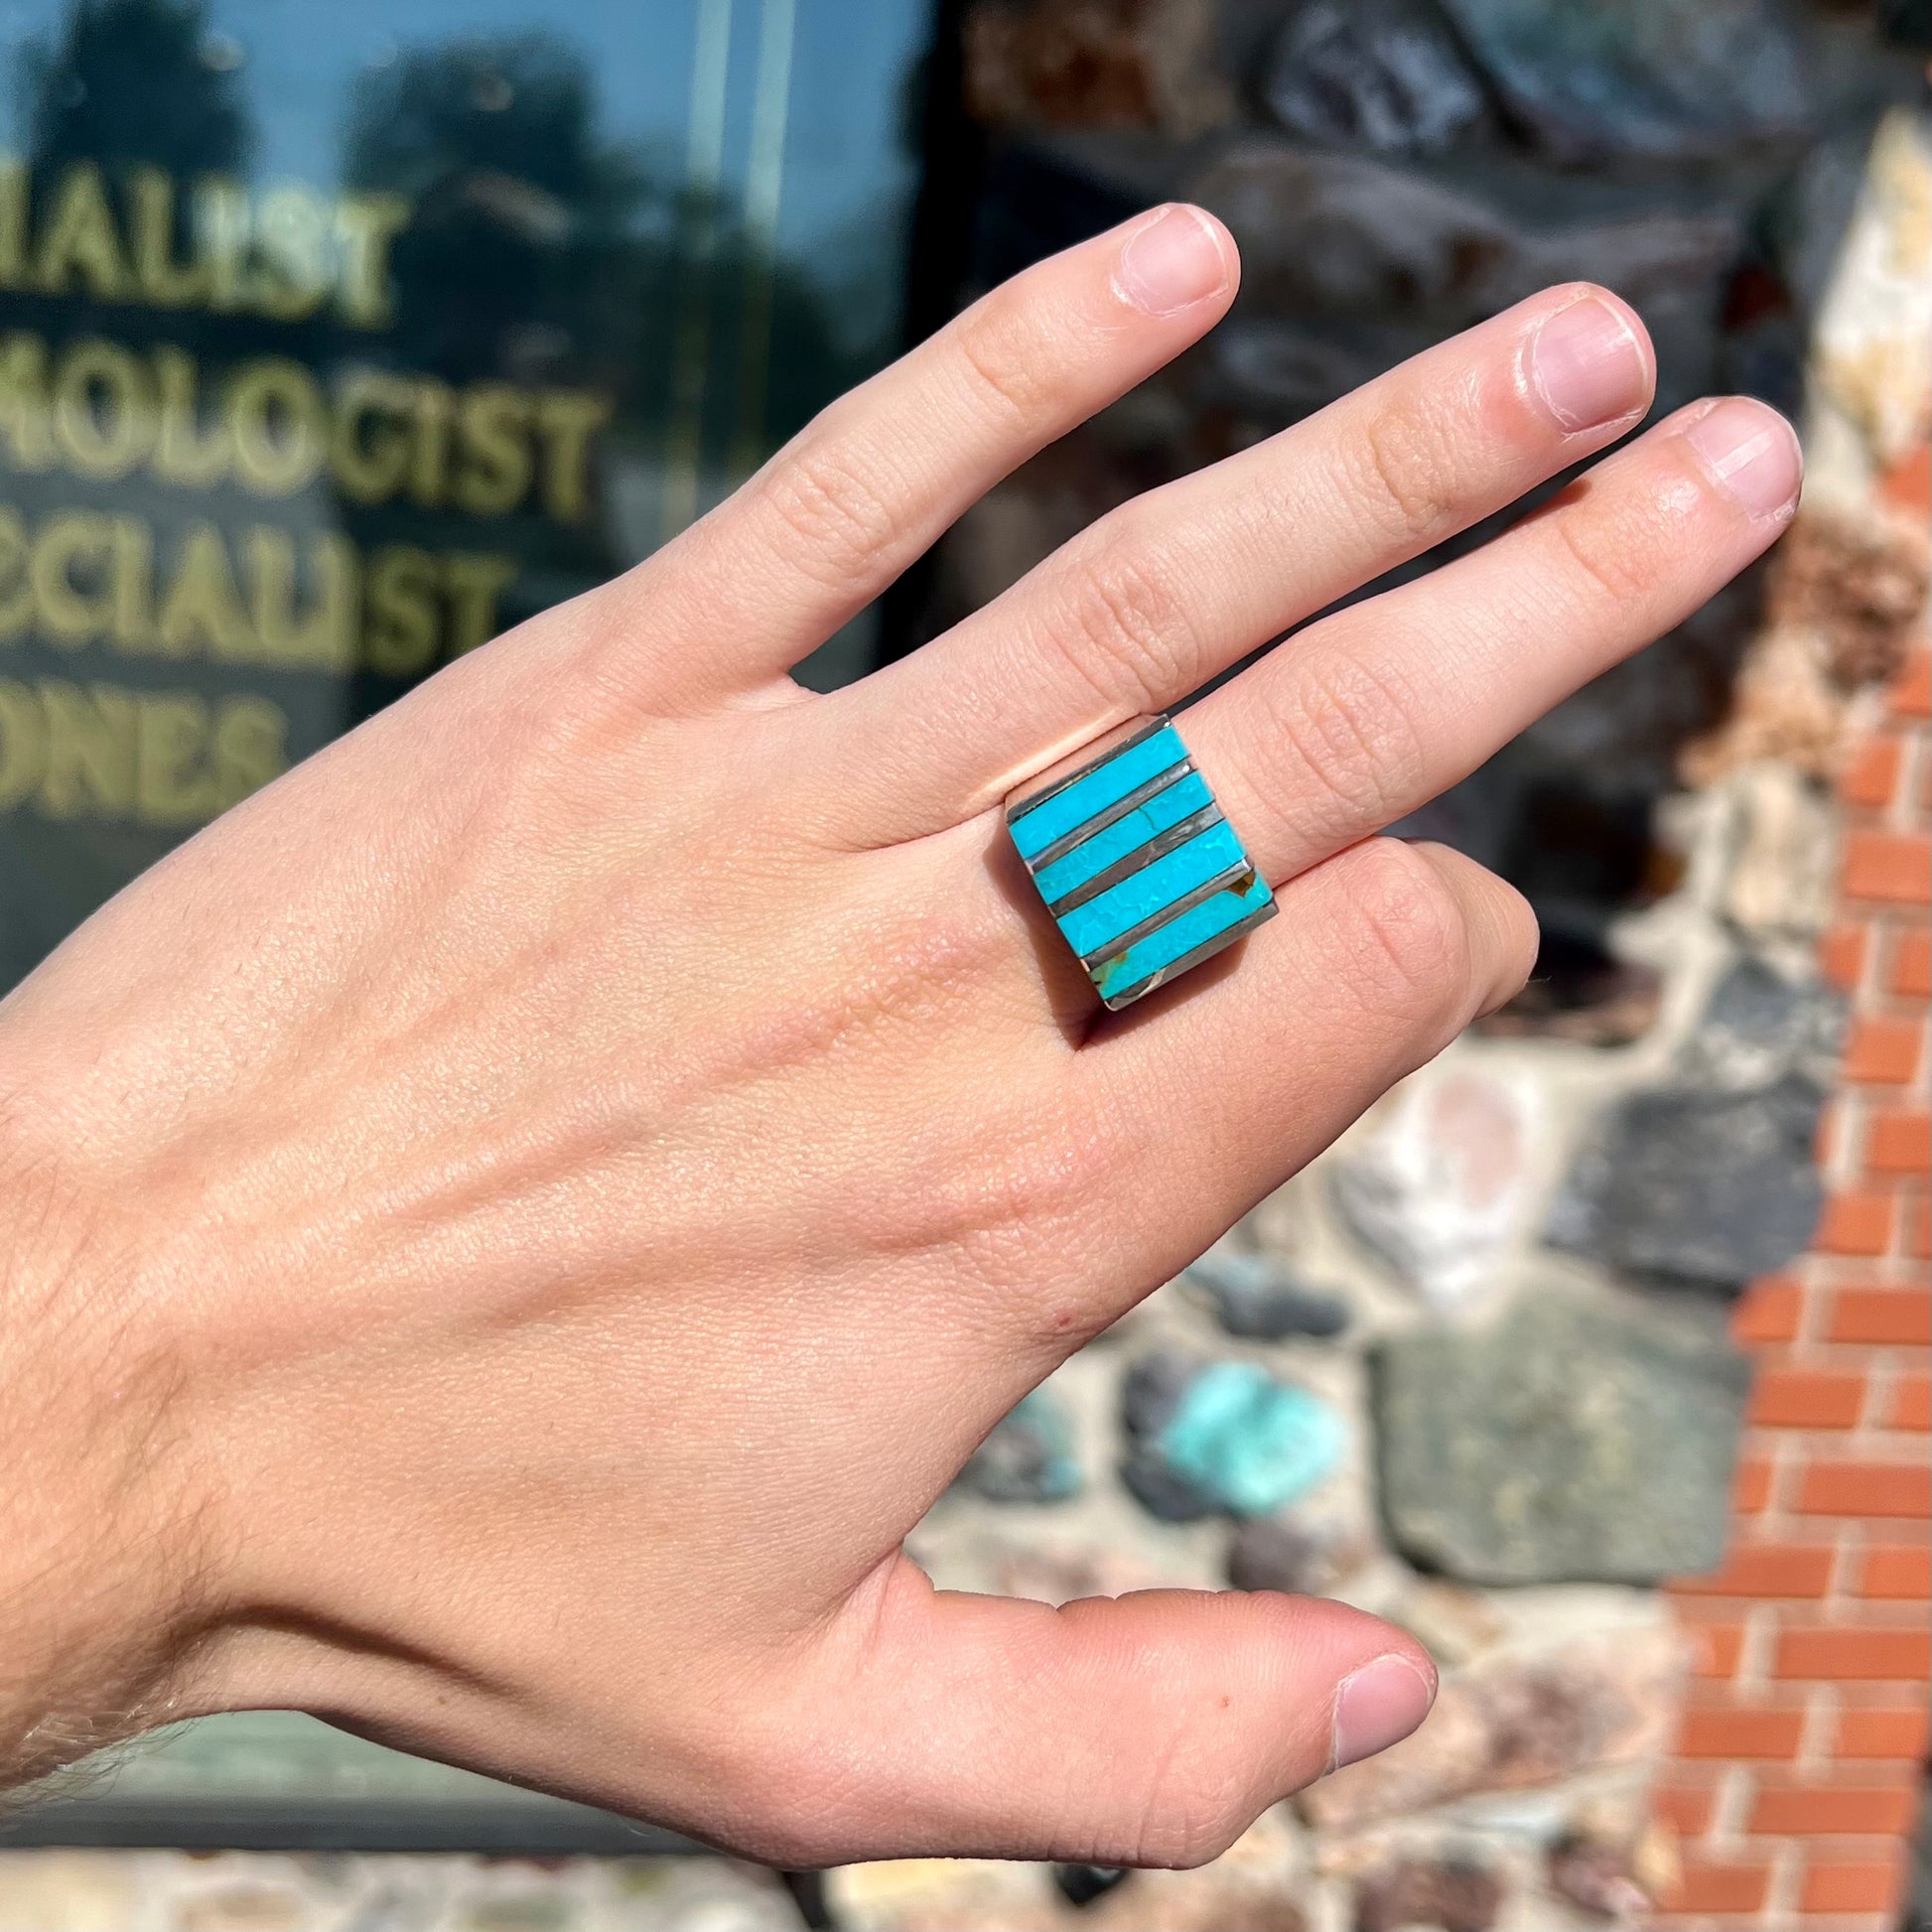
[1048,528,1196,705]
[755,433,903,588]
[947,287,1059,428]
[1265,645,1425,839]
[1330,839,1471,1017]
[1348,394,1463,547]
[1547,495,1655,609]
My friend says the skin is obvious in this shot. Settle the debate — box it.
[0,207,1798,1866]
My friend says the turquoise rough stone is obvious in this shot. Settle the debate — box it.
[1156,1362,1344,1516]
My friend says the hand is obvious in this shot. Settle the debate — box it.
[0,205,1797,1865]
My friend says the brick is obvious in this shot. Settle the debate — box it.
[1680,1705,1805,1758]
[1892,926,1932,1000]
[1671,1542,1835,1597]
[1664,1858,1772,1915]
[1774,1626,1931,1680]
[1883,1372,1930,1432]
[1750,1367,1866,1429]
[1821,921,1871,992]
[1801,1855,1908,1916]
[1652,1779,1720,1835]
[1879,443,1932,516]
[1797,1460,1932,1518]
[1732,1275,1803,1344]
[1891,650,1931,720]
[1817,1192,1894,1256]
[1908,1194,1930,1261]
[1748,1780,1919,1835]
[1860,1545,1932,1598]
[1691,1619,1748,1678]
[1842,831,1932,905]
[1840,735,1905,810]
[1835,1706,1931,1758]
[1732,1454,1774,1513]
[1827,1288,1931,1345]
[1841,1016,1924,1087]
[1865,1109,1930,1175]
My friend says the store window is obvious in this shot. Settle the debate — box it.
[0,0,934,987]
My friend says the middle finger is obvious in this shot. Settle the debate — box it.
[823,282,1654,840]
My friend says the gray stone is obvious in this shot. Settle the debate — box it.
[1121,1450,1221,1522]
[1548,1072,1826,1288]
[1438,0,1816,164]
[1121,1350,1195,1441]
[1260,0,1490,155]
[1680,956,1846,1092]
[1225,1517,1329,1595]
[956,1388,1081,1504]
[1374,1287,1749,1586]
[1184,1251,1351,1339]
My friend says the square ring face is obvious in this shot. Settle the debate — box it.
[1005,715,1276,1010]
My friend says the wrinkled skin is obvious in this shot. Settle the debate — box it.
[0,207,1797,1864]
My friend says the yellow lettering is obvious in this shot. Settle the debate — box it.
[0,677,45,809]
[363,545,440,676]
[331,370,416,504]
[455,384,532,515]
[109,516,154,651]
[247,528,358,671]
[0,333,54,471]
[36,164,128,299]
[134,689,217,825]
[0,509,30,643]
[251,183,332,322]
[30,511,114,647]
[53,339,156,480]
[534,391,611,523]
[335,194,410,328]
[39,678,135,818]
[409,380,453,508]
[443,552,517,657]
[152,345,230,487]
[157,524,254,659]
[0,159,26,290]
[195,177,252,312]
[227,358,327,495]
[211,693,287,809]
[128,168,207,307]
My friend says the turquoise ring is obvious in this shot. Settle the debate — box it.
[1005,715,1275,1011]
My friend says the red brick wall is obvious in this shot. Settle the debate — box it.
[1652,609,1932,1930]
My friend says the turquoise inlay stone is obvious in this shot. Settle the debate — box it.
[1032,769,1214,905]
[1009,726,1184,860]
[1056,819,1246,959]
[1090,874,1274,1005]
[1157,1362,1343,1517]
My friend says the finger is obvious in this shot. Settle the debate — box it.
[586,206,1237,710]
[819,282,1655,836]
[768,1557,1434,1864]
[1183,395,1801,887]
[1058,839,1537,1313]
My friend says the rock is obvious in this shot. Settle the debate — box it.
[1125,1359,1345,1519]
[1474,932,1663,1047]
[1121,1349,1196,1440]
[1259,0,1490,155]
[1548,1834,1656,1925]
[1436,0,1815,165]
[1226,1516,1372,1596]
[1330,1070,1539,1312]
[1354,1858,1504,1932]
[964,0,1234,137]
[1302,1628,1684,1831]
[1183,1251,1351,1339]
[1375,1286,1749,1586]
[1680,956,1845,1092]
[1053,1865,1128,1907]
[956,1389,1082,1503]
[1548,1074,1826,1290]
[1769,509,1931,692]
[1395,1580,1510,1669]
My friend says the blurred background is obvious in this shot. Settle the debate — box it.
[0,2,1927,1928]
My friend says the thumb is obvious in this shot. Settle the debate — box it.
[774,1559,1436,1866]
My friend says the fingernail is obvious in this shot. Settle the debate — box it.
[1528,294,1649,433]
[1114,205,1231,318]
[1683,397,1803,521]
[1329,1654,1436,1772]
